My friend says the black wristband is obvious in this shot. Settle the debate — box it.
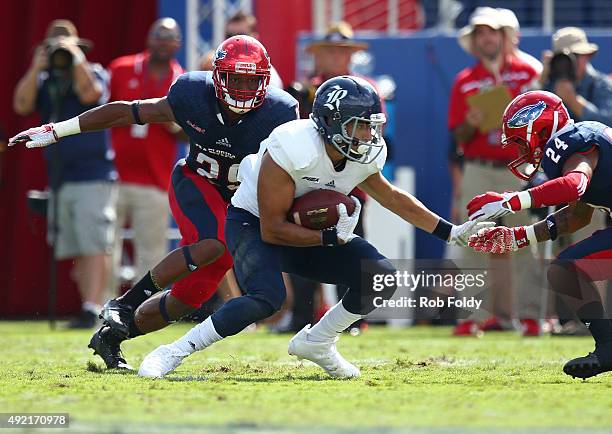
[321,227,339,246]
[432,218,453,241]
[131,100,145,125]
[545,214,558,241]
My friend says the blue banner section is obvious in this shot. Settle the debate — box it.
[300,30,612,259]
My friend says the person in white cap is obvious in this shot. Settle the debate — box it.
[448,7,542,337]
[497,8,543,75]
[545,27,612,125]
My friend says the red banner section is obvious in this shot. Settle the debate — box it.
[255,0,312,85]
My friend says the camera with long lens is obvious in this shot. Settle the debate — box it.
[548,50,577,84]
[46,41,74,74]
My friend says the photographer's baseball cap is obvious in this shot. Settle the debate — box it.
[45,19,93,52]
[553,27,598,55]
[458,7,503,54]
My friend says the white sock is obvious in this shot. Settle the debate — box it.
[82,301,100,314]
[307,302,362,342]
[174,317,223,355]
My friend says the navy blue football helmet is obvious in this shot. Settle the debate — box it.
[311,75,386,164]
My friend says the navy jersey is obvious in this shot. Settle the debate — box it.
[167,71,298,201]
[541,121,612,211]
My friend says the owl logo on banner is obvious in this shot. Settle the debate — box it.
[324,85,348,110]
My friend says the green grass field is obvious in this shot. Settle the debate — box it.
[0,321,611,434]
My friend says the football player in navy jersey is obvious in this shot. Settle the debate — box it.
[466,90,612,379]
[10,35,298,369]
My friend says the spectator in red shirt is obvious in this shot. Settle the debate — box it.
[448,7,543,336]
[108,18,184,291]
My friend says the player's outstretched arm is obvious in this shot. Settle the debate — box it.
[258,153,330,247]
[359,172,492,246]
[9,97,175,148]
[468,201,594,254]
[467,149,599,222]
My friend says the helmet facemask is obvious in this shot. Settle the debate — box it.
[330,113,386,164]
[213,67,270,114]
[503,133,543,180]
[503,103,563,180]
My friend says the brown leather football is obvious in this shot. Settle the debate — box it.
[288,189,356,230]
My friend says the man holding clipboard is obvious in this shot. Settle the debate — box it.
[447,7,541,336]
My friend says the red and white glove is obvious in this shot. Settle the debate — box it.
[468,225,536,254]
[448,220,496,247]
[467,191,531,222]
[9,124,58,148]
[9,117,81,149]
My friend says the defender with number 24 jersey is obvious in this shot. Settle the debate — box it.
[467,90,612,380]
[541,120,612,212]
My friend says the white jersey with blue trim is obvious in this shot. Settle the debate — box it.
[231,119,387,217]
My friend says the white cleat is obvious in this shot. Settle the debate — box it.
[288,325,360,379]
[138,344,189,378]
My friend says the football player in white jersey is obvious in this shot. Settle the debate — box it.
[138,76,492,378]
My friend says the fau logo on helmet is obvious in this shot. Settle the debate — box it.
[215,49,227,61]
[507,101,546,128]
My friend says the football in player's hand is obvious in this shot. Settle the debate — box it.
[288,189,356,230]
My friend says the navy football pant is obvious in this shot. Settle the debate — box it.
[210,206,397,338]
[555,227,612,281]
[549,227,612,345]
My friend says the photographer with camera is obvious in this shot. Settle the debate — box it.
[543,27,612,125]
[13,20,116,328]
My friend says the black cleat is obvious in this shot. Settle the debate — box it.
[88,326,133,370]
[563,350,612,380]
[100,299,133,338]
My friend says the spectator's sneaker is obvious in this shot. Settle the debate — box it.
[100,299,133,338]
[541,318,563,335]
[452,320,481,336]
[551,320,590,337]
[138,344,190,378]
[88,326,132,370]
[66,309,98,329]
[288,325,360,378]
[563,345,612,379]
[481,316,505,332]
[520,318,541,337]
